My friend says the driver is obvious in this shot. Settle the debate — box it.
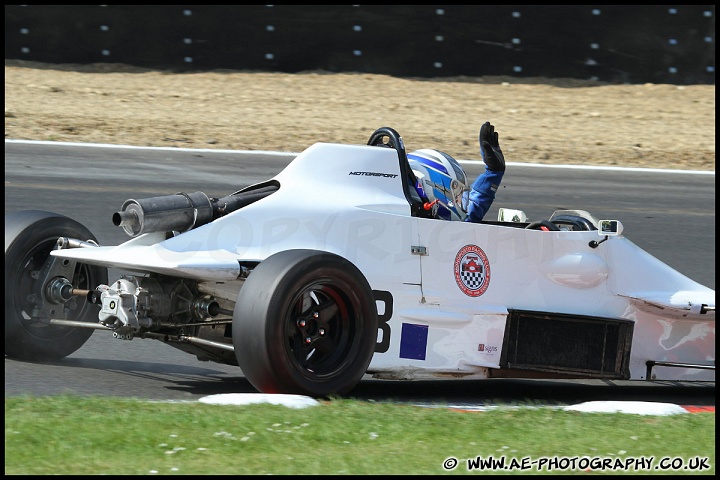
[407,121,505,222]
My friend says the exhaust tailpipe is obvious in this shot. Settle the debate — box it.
[113,191,213,237]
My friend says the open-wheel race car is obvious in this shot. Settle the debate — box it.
[5,127,715,397]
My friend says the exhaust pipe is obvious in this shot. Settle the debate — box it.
[113,183,280,237]
[113,191,214,237]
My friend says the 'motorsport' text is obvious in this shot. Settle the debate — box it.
[348,171,398,178]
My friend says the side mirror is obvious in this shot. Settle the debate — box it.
[498,208,527,223]
[599,220,623,236]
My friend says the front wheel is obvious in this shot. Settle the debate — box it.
[5,210,108,361]
[233,250,378,397]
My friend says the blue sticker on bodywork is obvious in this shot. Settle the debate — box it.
[399,323,429,360]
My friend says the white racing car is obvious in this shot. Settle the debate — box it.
[5,127,715,397]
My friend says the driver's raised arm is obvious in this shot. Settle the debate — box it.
[464,121,506,223]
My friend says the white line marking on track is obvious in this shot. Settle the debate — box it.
[5,139,714,175]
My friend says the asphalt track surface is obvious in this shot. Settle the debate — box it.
[4,140,715,410]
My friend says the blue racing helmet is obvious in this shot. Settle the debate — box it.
[407,149,469,221]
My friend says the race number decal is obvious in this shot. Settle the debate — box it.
[454,244,490,297]
[372,290,393,353]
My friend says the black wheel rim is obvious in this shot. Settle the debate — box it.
[284,281,359,379]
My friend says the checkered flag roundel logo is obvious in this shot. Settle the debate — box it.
[454,245,490,297]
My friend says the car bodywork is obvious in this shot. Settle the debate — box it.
[5,128,715,397]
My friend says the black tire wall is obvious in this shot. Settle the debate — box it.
[5,5,715,84]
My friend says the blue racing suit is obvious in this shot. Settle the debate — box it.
[464,167,504,223]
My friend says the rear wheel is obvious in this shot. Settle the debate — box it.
[233,250,378,397]
[5,210,107,361]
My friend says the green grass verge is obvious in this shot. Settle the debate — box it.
[4,395,715,475]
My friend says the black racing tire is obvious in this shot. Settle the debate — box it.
[5,210,108,361]
[525,220,561,231]
[233,249,378,397]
